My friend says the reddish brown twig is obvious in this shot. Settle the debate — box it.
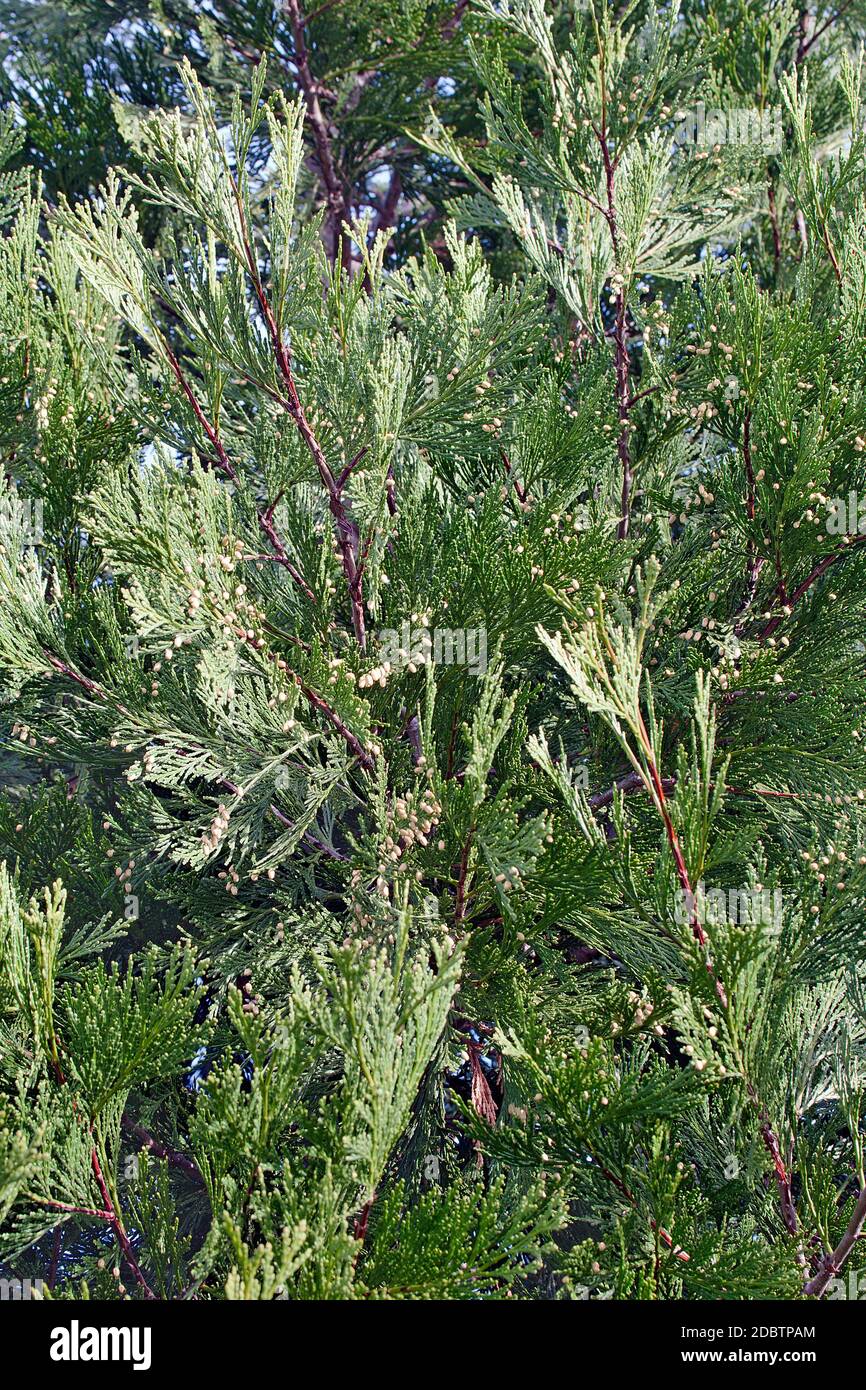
[596,1160,690,1262]
[336,446,370,491]
[759,534,866,639]
[588,769,803,811]
[352,1194,375,1248]
[164,345,315,601]
[32,1195,109,1218]
[751,1095,799,1240]
[796,1,855,63]
[121,1117,203,1184]
[232,184,368,647]
[36,1019,157,1298]
[294,673,374,771]
[631,712,728,1006]
[442,0,471,39]
[286,0,352,270]
[90,1142,156,1299]
[499,447,529,508]
[804,1184,866,1296]
[45,650,371,819]
[588,769,675,811]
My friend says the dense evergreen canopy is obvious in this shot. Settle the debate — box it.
[2,0,866,1303]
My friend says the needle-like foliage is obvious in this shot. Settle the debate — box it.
[1,0,866,1302]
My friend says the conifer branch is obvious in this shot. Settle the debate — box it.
[120,1117,204,1184]
[89,1141,157,1300]
[767,174,783,267]
[632,713,728,1009]
[231,185,368,647]
[759,535,866,638]
[45,650,371,812]
[803,1184,866,1296]
[285,0,352,271]
[592,81,633,539]
[164,346,316,602]
[293,674,375,771]
[30,969,159,1299]
[595,1158,690,1262]
[454,827,474,926]
[499,446,529,508]
[796,1,855,61]
[740,407,765,610]
[588,769,675,811]
[4,0,866,1307]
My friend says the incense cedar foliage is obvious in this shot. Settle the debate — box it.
[1,1,866,1304]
